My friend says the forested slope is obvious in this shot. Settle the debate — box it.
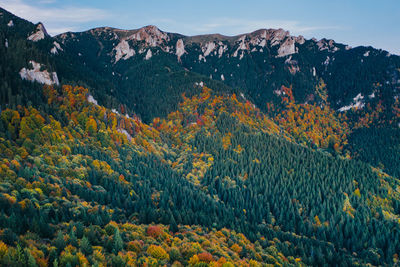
[1,6,400,266]
[0,84,399,265]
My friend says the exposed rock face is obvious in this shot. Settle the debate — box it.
[127,25,169,47]
[270,29,289,46]
[77,25,314,64]
[20,61,59,85]
[203,42,216,57]
[338,93,365,112]
[28,23,48,42]
[217,43,228,58]
[316,39,339,52]
[145,49,152,60]
[50,41,63,54]
[295,35,305,45]
[285,56,300,74]
[176,39,186,61]
[87,94,98,106]
[233,35,248,57]
[277,37,296,57]
[114,40,135,62]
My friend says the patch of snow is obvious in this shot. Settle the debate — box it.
[78,53,82,56]
[87,94,98,106]
[5,39,8,48]
[251,47,257,52]
[312,67,316,77]
[111,108,119,114]
[145,49,152,60]
[27,23,47,42]
[345,45,351,50]
[7,20,13,27]
[19,61,59,86]
[221,74,225,81]
[176,39,186,61]
[114,40,135,62]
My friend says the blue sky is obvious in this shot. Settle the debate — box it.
[2,0,399,54]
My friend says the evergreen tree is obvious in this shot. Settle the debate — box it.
[113,228,123,254]
[80,236,93,255]
[54,231,65,254]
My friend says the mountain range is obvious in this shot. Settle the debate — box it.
[0,6,400,266]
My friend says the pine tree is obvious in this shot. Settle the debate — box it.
[54,231,65,254]
[113,228,123,254]
[80,236,93,255]
[25,249,37,267]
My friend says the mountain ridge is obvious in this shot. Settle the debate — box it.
[1,6,400,266]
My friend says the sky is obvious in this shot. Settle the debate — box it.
[1,0,399,55]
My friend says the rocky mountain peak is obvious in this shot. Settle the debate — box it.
[127,25,170,46]
[27,22,49,42]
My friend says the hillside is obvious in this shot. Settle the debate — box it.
[0,84,399,265]
[1,6,400,266]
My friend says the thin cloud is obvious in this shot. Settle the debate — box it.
[46,27,78,36]
[187,18,342,36]
[1,0,110,35]
[38,0,57,4]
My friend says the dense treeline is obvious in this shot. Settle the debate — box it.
[0,85,399,265]
[0,85,302,266]
[1,7,400,266]
[349,126,400,178]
